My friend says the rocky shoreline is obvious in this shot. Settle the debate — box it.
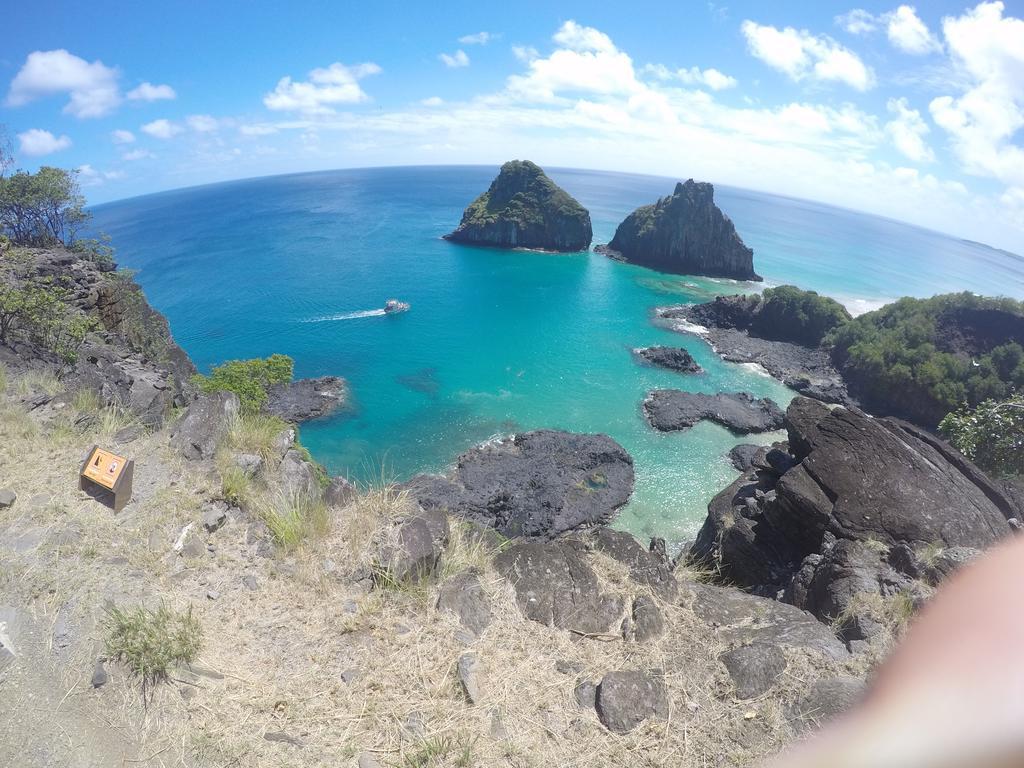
[655,303,855,406]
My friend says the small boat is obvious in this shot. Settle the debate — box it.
[384,298,410,314]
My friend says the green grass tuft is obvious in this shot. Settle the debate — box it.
[103,603,203,694]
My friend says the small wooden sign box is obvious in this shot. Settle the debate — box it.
[79,445,134,512]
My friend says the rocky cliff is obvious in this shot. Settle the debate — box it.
[598,180,761,281]
[444,160,593,252]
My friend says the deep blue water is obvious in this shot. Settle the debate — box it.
[90,166,1024,544]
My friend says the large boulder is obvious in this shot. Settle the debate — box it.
[264,376,347,422]
[691,397,1015,603]
[279,449,323,500]
[494,539,625,634]
[597,180,760,281]
[169,391,239,461]
[405,430,634,539]
[72,336,176,427]
[444,161,592,252]
[643,390,785,434]
[588,527,677,600]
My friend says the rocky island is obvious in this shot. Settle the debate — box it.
[444,160,593,252]
[597,179,761,281]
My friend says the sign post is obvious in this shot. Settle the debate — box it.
[79,445,134,512]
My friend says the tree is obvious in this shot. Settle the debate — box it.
[0,166,89,246]
[939,397,1024,478]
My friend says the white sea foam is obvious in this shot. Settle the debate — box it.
[302,309,387,322]
[668,319,709,336]
[738,362,772,378]
[835,297,891,317]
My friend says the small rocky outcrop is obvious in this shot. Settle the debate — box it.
[643,390,784,434]
[720,643,787,700]
[169,391,239,461]
[494,539,625,634]
[264,376,347,422]
[597,180,760,281]
[444,160,592,252]
[690,397,1016,638]
[437,570,492,637]
[658,302,852,406]
[595,670,670,734]
[634,346,703,374]
[404,429,634,538]
[375,511,449,585]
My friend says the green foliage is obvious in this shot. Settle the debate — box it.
[757,285,851,346]
[227,411,291,461]
[103,603,203,694]
[939,396,1024,478]
[459,160,588,229]
[194,354,293,413]
[71,232,116,268]
[0,166,89,246]
[257,491,330,551]
[827,292,1024,427]
[0,252,96,362]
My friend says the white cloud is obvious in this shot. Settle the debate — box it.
[186,114,220,132]
[122,148,153,161]
[111,129,135,144]
[263,62,380,114]
[836,9,877,34]
[126,81,176,101]
[885,97,934,162]
[239,124,279,136]
[512,46,539,63]
[421,96,444,107]
[929,2,1024,190]
[6,49,120,118]
[459,32,492,45]
[643,64,737,90]
[505,21,641,102]
[887,5,943,54]
[141,118,183,139]
[741,20,875,90]
[77,164,124,186]
[439,50,470,68]
[17,128,72,156]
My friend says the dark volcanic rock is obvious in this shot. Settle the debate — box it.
[597,180,760,281]
[437,570,492,637]
[728,444,763,472]
[264,376,347,422]
[404,429,634,538]
[643,390,784,434]
[658,303,853,406]
[494,539,625,634]
[595,670,669,734]
[588,527,677,600]
[720,643,787,700]
[692,397,1016,602]
[169,391,239,461]
[444,160,592,252]
[787,677,866,733]
[634,346,703,374]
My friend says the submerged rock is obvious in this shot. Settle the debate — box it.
[597,180,760,281]
[643,390,784,434]
[405,429,634,538]
[634,346,703,374]
[444,160,592,252]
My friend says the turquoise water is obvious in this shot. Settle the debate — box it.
[90,166,1024,544]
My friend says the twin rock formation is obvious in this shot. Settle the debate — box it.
[445,160,760,281]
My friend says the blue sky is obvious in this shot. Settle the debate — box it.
[3,1,1024,252]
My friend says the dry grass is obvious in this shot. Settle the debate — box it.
[0,371,866,768]
[227,412,291,464]
[13,368,62,398]
[253,490,330,551]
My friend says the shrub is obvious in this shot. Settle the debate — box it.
[103,603,203,694]
[256,490,330,550]
[194,353,293,413]
[939,396,1024,478]
[756,285,851,346]
[0,166,89,246]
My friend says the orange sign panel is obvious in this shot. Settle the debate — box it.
[81,447,128,491]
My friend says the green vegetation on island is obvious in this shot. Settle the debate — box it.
[756,285,851,346]
[445,160,593,251]
[827,292,1024,428]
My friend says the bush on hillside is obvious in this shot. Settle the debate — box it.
[756,285,851,346]
[827,293,1024,427]
[0,166,89,247]
[939,396,1024,478]
[194,353,294,413]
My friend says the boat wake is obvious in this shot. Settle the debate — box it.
[302,309,387,322]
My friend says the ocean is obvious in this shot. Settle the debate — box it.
[90,166,1024,545]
